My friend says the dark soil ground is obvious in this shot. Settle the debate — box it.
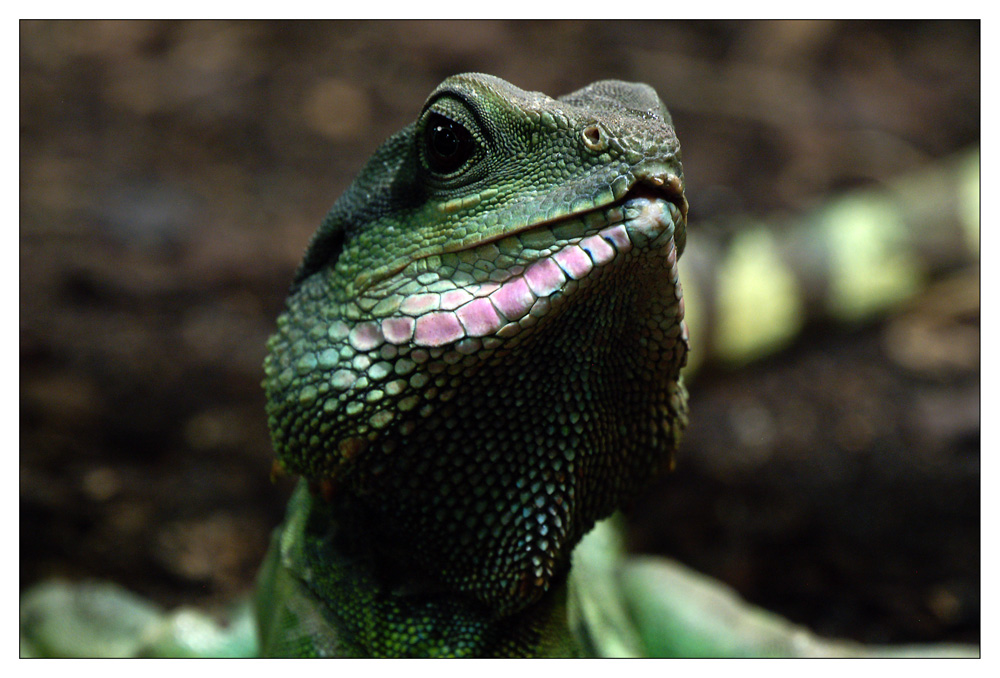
[20,20,979,646]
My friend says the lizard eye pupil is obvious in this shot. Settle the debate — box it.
[424,114,475,174]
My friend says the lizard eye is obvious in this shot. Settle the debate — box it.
[423,113,476,175]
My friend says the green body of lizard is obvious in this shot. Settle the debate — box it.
[256,73,690,657]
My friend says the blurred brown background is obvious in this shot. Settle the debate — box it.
[20,20,979,645]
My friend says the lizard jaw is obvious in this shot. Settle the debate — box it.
[347,193,685,352]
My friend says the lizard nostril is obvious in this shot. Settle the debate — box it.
[581,125,606,151]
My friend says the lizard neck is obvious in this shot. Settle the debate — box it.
[257,481,582,657]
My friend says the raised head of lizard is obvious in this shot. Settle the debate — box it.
[262,73,688,654]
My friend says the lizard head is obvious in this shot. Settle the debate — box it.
[264,73,689,616]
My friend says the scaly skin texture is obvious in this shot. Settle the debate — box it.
[258,73,689,657]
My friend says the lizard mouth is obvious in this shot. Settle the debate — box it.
[629,172,688,225]
[349,179,687,352]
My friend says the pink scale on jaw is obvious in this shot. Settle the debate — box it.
[381,317,415,345]
[472,281,500,298]
[348,321,384,351]
[601,224,632,253]
[523,258,567,297]
[439,288,474,310]
[456,297,504,337]
[552,245,592,280]
[400,293,440,316]
[414,311,465,347]
[579,234,616,266]
[489,276,536,321]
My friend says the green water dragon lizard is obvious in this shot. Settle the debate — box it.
[255,72,690,657]
[20,73,979,658]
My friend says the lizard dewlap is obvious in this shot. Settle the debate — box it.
[260,73,689,656]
